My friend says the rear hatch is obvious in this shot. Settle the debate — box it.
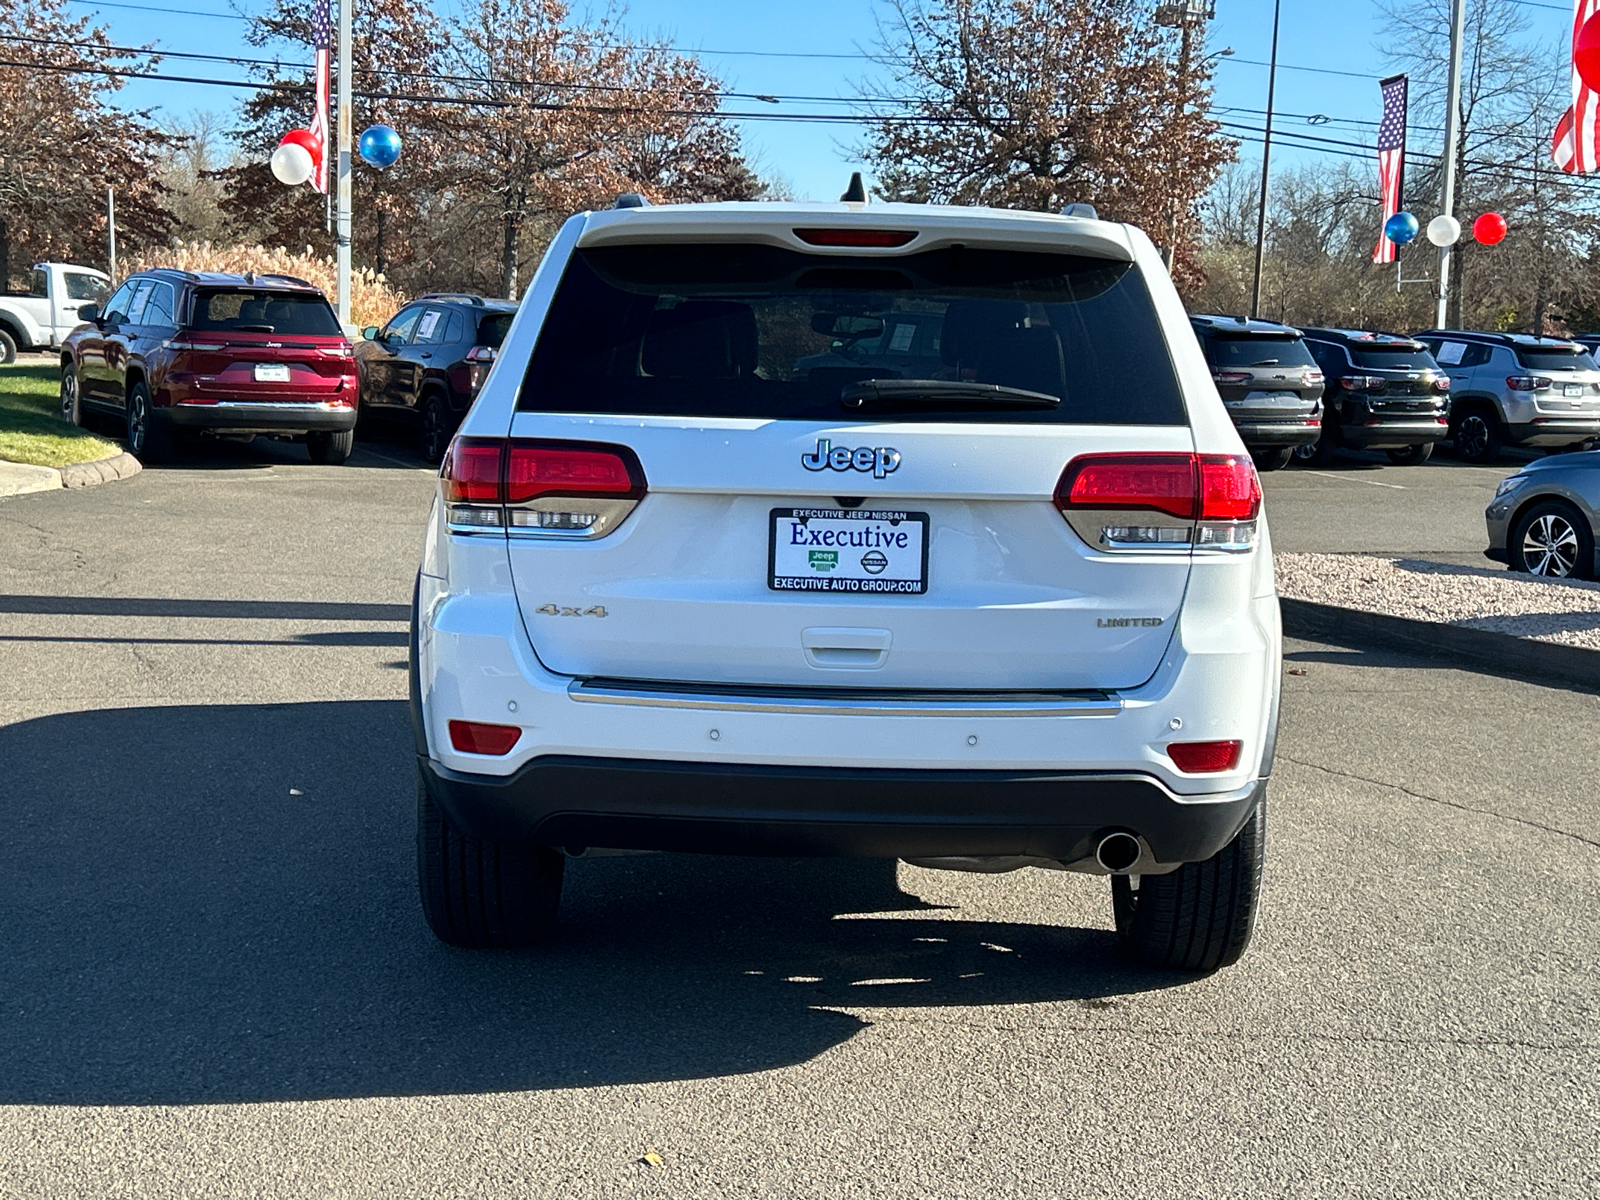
[173,288,352,401]
[501,236,1202,692]
[1201,331,1323,424]
[1514,343,1600,415]
[1343,340,1449,415]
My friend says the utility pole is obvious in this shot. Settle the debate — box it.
[1248,0,1281,319]
[1155,1,1217,273]
[106,188,118,281]
[334,0,353,329]
[1436,0,1466,328]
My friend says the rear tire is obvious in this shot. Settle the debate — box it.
[60,363,81,426]
[306,427,355,465]
[125,381,171,463]
[417,777,565,948]
[1386,442,1433,465]
[1252,447,1293,472]
[1509,499,1594,579]
[420,391,452,464]
[1452,406,1503,463]
[1111,795,1265,972]
[0,327,17,364]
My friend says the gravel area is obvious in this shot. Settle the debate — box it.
[1276,551,1600,649]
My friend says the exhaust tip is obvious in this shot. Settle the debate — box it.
[1095,832,1142,873]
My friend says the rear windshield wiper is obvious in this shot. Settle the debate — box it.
[841,379,1061,409]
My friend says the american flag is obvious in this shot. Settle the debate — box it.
[1372,75,1407,265]
[1553,0,1600,173]
[307,0,331,194]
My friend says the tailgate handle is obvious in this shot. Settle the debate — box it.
[801,626,891,669]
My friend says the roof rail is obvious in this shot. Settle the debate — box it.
[614,193,649,209]
[419,292,487,306]
[255,273,315,288]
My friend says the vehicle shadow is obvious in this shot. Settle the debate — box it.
[0,701,1182,1106]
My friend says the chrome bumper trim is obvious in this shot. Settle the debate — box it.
[566,678,1123,718]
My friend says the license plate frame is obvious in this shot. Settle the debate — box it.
[1565,382,1585,398]
[254,363,291,383]
[768,508,930,595]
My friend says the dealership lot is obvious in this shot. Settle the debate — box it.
[0,444,1594,1197]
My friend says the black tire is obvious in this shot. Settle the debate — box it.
[417,776,565,948]
[1508,499,1595,580]
[1386,442,1433,465]
[1111,795,1265,972]
[60,362,81,426]
[420,391,452,464]
[306,427,355,465]
[124,380,171,462]
[1452,406,1503,463]
[1252,447,1294,472]
[1291,440,1319,463]
[0,326,16,364]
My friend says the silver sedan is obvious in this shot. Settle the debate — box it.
[1486,451,1600,577]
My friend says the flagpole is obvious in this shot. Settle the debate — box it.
[1248,0,1280,320]
[1436,0,1466,327]
[335,0,353,330]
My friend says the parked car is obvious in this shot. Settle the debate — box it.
[1485,451,1600,577]
[1415,330,1600,462]
[0,262,110,362]
[792,310,946,393]
[1189,315,1323,471]
[60,269,358,464]
[355,293,516,462]
[410,195,1280,973]
[1297,328,1451,465]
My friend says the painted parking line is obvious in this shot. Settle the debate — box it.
[1298,470,1407,490]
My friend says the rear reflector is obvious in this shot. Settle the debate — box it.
[448,720,522,755]
[793,228,917,247]
[1167,740,1243,773]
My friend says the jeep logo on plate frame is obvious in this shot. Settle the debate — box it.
[800,438,901,479]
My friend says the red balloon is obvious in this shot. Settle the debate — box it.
[279,128,317,153]
[1577,13,1600,92]
[1472,212,1507,246]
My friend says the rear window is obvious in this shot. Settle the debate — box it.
[517,243,1186,425]
[478,313,514,349]
[1202,334,1317,370]
[1516,346,1596,371]
[1348,343,1438,370]
[190,289,340,336]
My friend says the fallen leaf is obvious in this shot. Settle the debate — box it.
[641,1151,665,1168]
[289,788,304,796]
[1286,667,1308,676]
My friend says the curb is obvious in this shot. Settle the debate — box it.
[58,451,142,489]
[1280,596,1600,691]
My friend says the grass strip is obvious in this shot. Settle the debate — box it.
[0,362,119,469]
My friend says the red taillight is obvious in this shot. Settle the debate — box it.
[505,442,643,504]
[1054,453,1260,523]
[1198,455,1262,521]
[1210,370,1252,386]
[443,438,504,503]
[1434,377,1451,392]
[465,345,497,363]
[793,228,917,247]
[1055,453,1200,519]
[1506,376,1552,392]
[1167,740,1243,773]
[1339,375,1386,392]
[448,720,521,755]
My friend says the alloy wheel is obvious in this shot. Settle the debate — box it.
[60,372,78,424]
[422,400,446,463]
[1292,442,1318,461]
[1457,414,1489,459]
[127,393,147,455]
[1522,513,1580,576]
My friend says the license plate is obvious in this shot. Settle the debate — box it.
[769,508,929,594]
[254,363,291,383]
[1565,383,1585,398]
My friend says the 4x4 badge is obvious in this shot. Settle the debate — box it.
[534,605,608,617]
[800,438,901,479]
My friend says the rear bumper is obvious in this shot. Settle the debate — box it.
[1507,419,1600,447]
[418,751,1262,864]
[156,400,358,434]
[1234,420,1321,448]
[1337,417,1449,448]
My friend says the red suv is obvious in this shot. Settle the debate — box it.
[59,270,359,464]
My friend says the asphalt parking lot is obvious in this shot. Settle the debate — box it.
[0,437,1594,1198]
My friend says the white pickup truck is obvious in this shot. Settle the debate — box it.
[0,262,112,362]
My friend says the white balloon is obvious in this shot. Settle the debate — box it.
[270,142,314,186]
[1426,214,1462,247]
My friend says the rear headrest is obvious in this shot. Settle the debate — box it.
[264,300,295,324]
[641,301,758,379]
[939,300,1029,366]
[238,298,268,323]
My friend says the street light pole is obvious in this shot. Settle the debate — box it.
[334,0,353,329]
[1248,0,1281,320]
[1436,0,1466,328]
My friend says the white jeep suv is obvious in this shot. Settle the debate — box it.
[410,197,1280,971]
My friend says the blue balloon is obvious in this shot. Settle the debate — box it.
[1385,211,1420,245]
[358,124,402,169]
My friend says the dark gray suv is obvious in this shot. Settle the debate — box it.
[1299,329,1451,465]
[1190,315,1324,471]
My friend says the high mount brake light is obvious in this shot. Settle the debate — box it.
[1054,453,1262,552]
[442,438,646,538]
[1167,739,1243,773]
[792,228,918,247]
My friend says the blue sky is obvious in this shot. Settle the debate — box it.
[67,0,1575,201]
